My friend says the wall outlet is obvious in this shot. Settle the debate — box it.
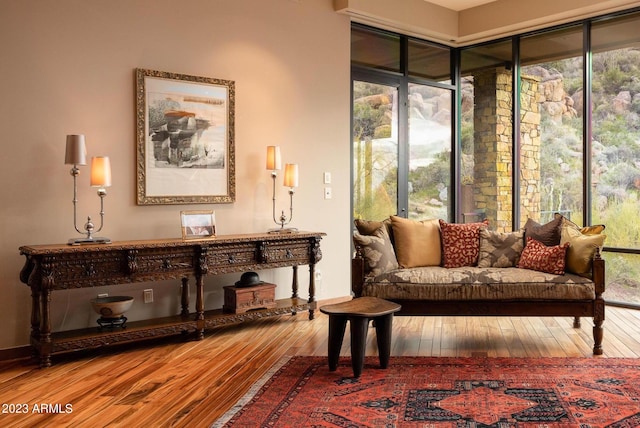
[324,187,332,199]
[97,293,108,299]
[143,289,153,304]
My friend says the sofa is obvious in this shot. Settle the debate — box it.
[351,214,606,354]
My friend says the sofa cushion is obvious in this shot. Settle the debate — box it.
[561,225,606,276]
[353,226,398,277]
[439,219,488,268]
[524,216,563,247]
[518,237,569,275]
[390,216,441,268]
[361,266,595,301]
[477,229,525,268]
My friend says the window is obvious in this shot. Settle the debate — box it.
[520,26,584,226]
[352,81,399,221]
[591,12,640,305]
[460,40,513,230]
[352,25,453,223]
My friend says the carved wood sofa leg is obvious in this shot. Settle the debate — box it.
[593,318,604,355]
[573,317,581,328]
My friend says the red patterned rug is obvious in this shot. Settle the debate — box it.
[213,356,640,427]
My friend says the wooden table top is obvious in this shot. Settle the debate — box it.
[319,297,401,317]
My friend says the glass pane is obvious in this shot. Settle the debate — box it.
[591,12,640,249]
[408,39,451,83]
[603,252,640,305]
[408,83,451,221]
[351,26,401,73]
[460,40,513,230]
[353,81,398,221]
[520,26,584,227]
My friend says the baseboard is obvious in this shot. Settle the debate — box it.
[0,345,31,363]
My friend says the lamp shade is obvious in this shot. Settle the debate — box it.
[266,146,281,170]
[283,163,299,188]
[90,156,112,187]
[65,135,87,165]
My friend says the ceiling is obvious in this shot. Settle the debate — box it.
[424,0,497,11]
[336,0,640,46]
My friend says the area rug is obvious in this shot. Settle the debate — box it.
[213,356,640,427]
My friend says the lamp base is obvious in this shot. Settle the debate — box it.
[68,236,112,246]
[267,227,298,234]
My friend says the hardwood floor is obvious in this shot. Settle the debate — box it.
[2,305,640,427]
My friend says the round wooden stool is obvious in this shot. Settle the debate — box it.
[320,297,401,377]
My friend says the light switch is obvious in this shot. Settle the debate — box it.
[323,172,331,184]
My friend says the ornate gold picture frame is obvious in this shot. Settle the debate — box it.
[135,68,235,205]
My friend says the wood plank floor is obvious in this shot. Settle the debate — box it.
[2,305,640,427]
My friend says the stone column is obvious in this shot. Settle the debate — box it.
[471,69,540,231]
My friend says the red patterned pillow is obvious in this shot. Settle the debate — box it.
[439,219,489,268]
[517,237,569,275]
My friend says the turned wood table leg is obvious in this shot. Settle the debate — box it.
[195,274,204,340]
[180,277,190,317]
[40,289,52,368]
[308,264,316,320]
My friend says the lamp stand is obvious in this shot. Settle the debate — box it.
[268,171,297,234]
[68,166,111,245]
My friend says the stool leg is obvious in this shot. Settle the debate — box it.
[327,315,347,371]
[350,317,369,378]
[374,314,394,369]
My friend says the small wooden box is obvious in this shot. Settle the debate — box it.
[223,283,277,314]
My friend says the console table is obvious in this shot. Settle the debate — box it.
[19,232,324,367]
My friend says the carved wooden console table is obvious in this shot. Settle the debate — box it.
[19,232,324,367]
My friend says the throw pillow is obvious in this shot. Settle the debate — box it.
[524,216,563,247]
[554,213,606,235]
[352,226,398,277]
[477,229,525,268]
[354,218,384,236]
[560,225,606,276]
[389,215,441,268]
[517,237,569,275]
[439,219,489,268]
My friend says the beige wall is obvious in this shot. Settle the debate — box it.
[0,0,351,350]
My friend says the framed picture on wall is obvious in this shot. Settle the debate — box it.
[135,68,235,205]
[180,210,216,239]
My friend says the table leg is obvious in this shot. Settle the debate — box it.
[374,314,394,369]
[39,289,52,368]
[195,274,204,340]
[180,277,190,317]
[350,317,369,378]
[308,264,316,320]
[327,315,347,371]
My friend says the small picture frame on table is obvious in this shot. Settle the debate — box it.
[181,210,216,239]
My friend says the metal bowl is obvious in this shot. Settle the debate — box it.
[90,296,134,319]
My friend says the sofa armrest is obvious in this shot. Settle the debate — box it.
[351,245,365,297]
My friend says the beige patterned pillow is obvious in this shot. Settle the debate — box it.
[353,226,398,276]
[477,229,525,268]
